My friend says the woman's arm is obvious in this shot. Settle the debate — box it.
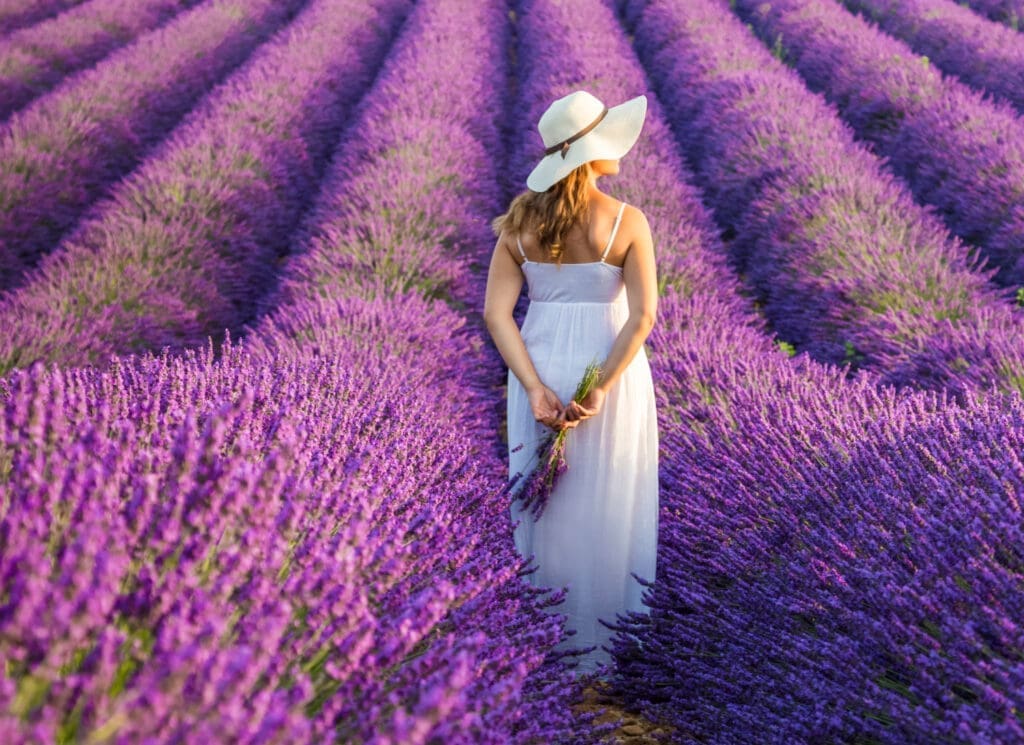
[482,232,543,392]
[484,232,570,431]
[592,207,657,395]
[563,208,656,424]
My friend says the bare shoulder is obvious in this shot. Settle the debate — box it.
[618,204,652,256]
[622,203,651,235]
[495,225,524,263]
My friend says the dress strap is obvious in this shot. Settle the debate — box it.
[600,201,627,262]
[516,235,527,261]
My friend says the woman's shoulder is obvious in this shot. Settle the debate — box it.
[606,200,647,241]
[618,200,646,221]
[614,201,650,239]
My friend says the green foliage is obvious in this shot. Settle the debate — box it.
[775,339,796,357]
[843,339,866,367]
[998,358,1024,398]
[110,627,154,697]
[12,672,51,719]
[770,33,787,63]
[0,446,11,482]
[56,698,86,744]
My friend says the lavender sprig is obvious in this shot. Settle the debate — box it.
[512,359,602,521]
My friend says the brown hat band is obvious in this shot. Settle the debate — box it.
[544,106,609,159]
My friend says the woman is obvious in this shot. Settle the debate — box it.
[483,90,659,677]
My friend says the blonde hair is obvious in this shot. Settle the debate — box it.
[491,162,593,266]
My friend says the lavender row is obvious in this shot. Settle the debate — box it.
[623,0,1024,400]
[0,0,84,35]
[960,0,1024,27]
[0,312,558,742]
[0,0,413,376]
[614,292,1024,743]
[0,0,203,120]
[249,0,615,736]
[733,0,1024,290]
[0,0,304,290]
[838,0,1024,114]
[253,1,505,323]
[0,0,610,738]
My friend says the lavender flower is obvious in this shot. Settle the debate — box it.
[0,0,305,290]
[512,360,602,521]
[0,0,413,373]
[0,0,203,120]
[733,0,1024,289]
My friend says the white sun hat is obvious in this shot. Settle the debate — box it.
[526,90,647,192]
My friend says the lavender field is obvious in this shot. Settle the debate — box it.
[1,0,1022,742]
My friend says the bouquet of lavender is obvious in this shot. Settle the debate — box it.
[510,359,603,521]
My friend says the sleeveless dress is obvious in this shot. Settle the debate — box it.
[506,201,659,675]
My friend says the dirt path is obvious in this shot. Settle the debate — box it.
[572,680,679,744]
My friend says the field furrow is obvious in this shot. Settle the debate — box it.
[0,0,307,290]
[0,0,205,120]
[622,0,1024,400]
[733,0,1024,290]
[839,0,1024,115]
[960,0,1024,27]
[0,0,86,35]
[0,0,413,375]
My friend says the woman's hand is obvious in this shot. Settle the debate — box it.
[562,386,607,425]
[527,383,568,432]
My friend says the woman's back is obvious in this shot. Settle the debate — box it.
[515,199,628,305]
[514,196,633,267]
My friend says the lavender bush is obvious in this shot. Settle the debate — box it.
[960,0,1024,27]
[0,0,307,291]
[0,0,203,120]
[0,0,413,376]
[614,298,1024,742]
[0,317,572,742]
[733,0,1024,289]
[839,0,1024,114]
[621,0,1024,400]
[0,0,85,35]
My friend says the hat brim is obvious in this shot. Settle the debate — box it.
[526,94,647,192]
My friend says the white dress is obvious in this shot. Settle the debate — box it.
[507,201,659,675]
